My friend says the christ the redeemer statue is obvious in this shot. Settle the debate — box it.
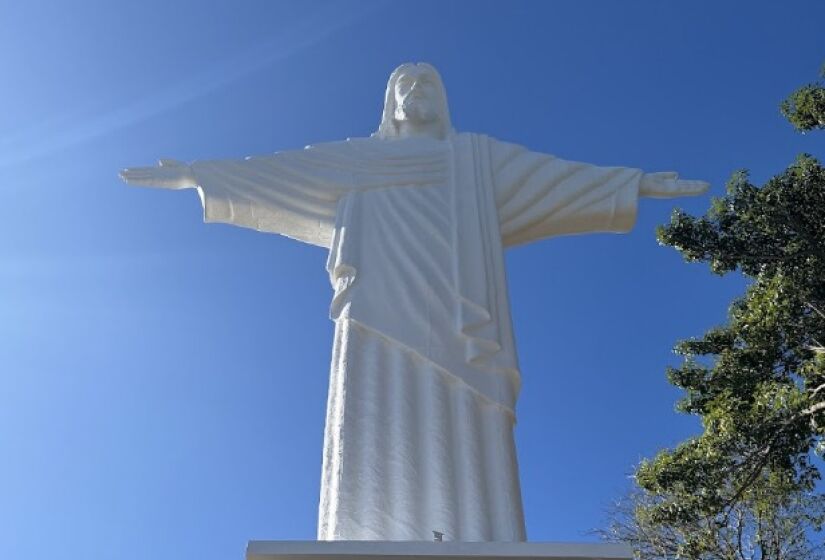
[121,63,707,543]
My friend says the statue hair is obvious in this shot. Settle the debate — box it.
[374,63,455,140]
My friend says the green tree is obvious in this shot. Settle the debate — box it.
[602,484,824,559]
[781,65,825,133]
[605,67,825,558]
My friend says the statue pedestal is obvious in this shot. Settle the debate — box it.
[247,541,631,560]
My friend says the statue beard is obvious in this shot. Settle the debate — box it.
[396,98,440,125]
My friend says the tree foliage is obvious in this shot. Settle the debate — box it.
[781,65,825,133]
[602,485,825,560]
[605,66,825,558]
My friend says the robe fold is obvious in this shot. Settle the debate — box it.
[190,133,642,541]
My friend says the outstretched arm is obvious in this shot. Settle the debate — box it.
[120,143,358,248]
[491,139,709,247]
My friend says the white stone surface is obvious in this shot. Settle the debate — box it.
[121,62,708,542]
[246,540,632,560]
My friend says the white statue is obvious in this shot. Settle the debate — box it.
[121,63,707,542]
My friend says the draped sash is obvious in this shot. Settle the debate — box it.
[325,134,520,413]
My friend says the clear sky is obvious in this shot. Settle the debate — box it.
[1,1,823,559]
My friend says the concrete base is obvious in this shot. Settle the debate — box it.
[247,541,632,560]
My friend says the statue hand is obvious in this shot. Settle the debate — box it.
[640,171,709,199]
[119,159,197,189]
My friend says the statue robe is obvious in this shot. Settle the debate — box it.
[190,133,642,541]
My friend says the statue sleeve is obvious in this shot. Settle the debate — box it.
[490,140,642,248]
[190,142,357,248]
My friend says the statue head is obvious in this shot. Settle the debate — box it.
[375,63,454,140]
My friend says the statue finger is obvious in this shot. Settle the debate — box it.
[119,168,153,182]
[120,167,177,187]
[677,179,710,195]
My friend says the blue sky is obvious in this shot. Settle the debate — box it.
[1,1,823,558]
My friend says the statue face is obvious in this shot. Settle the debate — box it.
[393,68,441,125]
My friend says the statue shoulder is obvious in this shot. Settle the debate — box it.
[304,137,370,153]
[451,133,534,158]
[482,136,538,171]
